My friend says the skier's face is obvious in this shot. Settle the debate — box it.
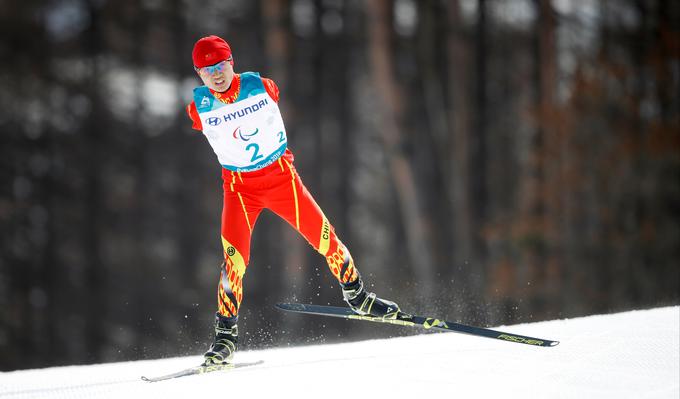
[196,57,234,92]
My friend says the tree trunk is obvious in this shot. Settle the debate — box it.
[520,0,558,318]
[446,0,477,319]
[366,0,436,304]
[83,0,106,363]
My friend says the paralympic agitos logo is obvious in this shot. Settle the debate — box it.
[232,126,259,141]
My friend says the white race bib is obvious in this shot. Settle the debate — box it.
[194,73,288,172]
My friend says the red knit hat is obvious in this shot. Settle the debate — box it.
[192,35,233,68]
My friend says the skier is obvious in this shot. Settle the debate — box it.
[186,35,400,366]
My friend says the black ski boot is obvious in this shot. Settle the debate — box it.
[203,312,238,365]
[341,276,400,320]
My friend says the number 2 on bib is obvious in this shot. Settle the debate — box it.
[246,143,264,162]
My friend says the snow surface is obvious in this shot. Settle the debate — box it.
[1,306,678,399]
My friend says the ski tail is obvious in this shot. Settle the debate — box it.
[141,360,264,382]
[276,303,559,347]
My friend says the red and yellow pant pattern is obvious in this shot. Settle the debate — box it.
[217,151,358,318]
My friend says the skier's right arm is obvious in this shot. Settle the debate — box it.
[186,101,203,131]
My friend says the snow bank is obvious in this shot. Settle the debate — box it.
[1,306,678,398]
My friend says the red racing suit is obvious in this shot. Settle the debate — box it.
[187,72,358,318]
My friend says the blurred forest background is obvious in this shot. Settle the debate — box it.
[1,0,678,371]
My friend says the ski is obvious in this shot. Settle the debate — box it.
[141,360,264,382]
[276,303,559,347]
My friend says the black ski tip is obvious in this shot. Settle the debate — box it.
[549,340,560,347]
[276,303,306,312]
